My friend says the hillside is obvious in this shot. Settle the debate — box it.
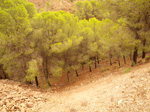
[1,62,150,112]
[28,0,77,12]
[1,0,150,111]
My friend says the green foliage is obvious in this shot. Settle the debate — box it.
[75,0,102,20]
[70,0,74,2]
[145,56,150,59]
[101,67,109,72]
[132,61,136,66]
[1,0,150,87]
[26,59,38,81]
[0,0,36,80]
[123,68,132,74]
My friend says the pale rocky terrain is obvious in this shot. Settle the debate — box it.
[0,63,150,112]
[28,0,77,13]
[0,80,51,112]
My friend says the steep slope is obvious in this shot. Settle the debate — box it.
[1,63,150,112]
[35,63,150,112]
[28,0,77,12]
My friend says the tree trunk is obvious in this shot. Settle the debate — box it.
[43,57,51,87]
[130,53,132,60]
[67,71,70,82]
[89,65,92,72]
[123,55,126,64]
[0,65,7,79]
[95,57,97,68]
[132,47,138,65]
[142,51,146,59]
[132,29,140,65]
[35,76,39,87]
[82,63,84,70]
[45,68,51,86]
[117,55,120,67]
[75,70,79,77]
[110,54,112,65]
[46,58,51,87]
[142,38,146,59]
[97,53,99,64]
[3,70,7,79]
[127,26,139,64]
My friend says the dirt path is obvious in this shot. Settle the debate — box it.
[1,63,150,112]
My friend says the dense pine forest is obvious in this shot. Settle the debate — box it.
[0,0,150,88]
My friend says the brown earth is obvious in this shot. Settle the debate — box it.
[50,54,149,91]
[1,1,150,112]
[28,0,78,13]
[0,55,150,112]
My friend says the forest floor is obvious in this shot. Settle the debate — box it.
[0,55,150,112]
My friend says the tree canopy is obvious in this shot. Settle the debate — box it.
[0,0,150,87]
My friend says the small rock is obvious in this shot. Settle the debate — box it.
[80,83,83,86]
[118,99,122,105]
[0,101,4,107]
[14,105,20,110]
[26,102,33,108]
[36,98,42,101]
[20,108,26,112]
[21,97,27,100]
[70,108,77,112]
[7,96,13,99]
[26,108,32,112]
[1,108,7,112]
[115,86,119,89]
[20,103,26,108]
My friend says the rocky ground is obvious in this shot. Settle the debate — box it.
[0,62,150,112]
[28,0,76,13]
[0,80,51,112]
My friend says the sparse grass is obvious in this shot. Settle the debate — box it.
[69,76,76,83]
[69,0,74,2]
[40,84,50,89]
[123,68,132,74]
[132,61,136,66]
[145,55,150,59]
[101,67,109,72]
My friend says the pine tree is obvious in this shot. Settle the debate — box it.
[0,0,36,80]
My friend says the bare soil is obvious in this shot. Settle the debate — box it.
[28,0,77,13]
[1,57,150,112]
[1,1,150,112]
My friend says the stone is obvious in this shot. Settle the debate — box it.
[20,103,26,108]
[14,105,20,110]
[21,108,26,112]
[21,97,27,100]
[1,108,7,112]
[0,101,4,107]
[7,96,13,99]
[36,98,42,101]
[26,102,33,108]
[118,99,122,105]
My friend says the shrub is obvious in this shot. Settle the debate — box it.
[145,56,150,59]
[70,0,74,2]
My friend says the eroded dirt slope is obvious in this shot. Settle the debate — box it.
[28,0,77,12]
[0,63,150,112]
